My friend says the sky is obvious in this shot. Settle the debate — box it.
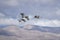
[0,0,60,27]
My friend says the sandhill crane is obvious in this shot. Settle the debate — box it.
[18,13,40,22]
[20,13,24,18]
[25,16,29,20]
[34,16,39,19]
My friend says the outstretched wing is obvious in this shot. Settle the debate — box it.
[34,16,40,19]
[17,13,40,22]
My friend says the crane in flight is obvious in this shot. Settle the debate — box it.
[18,13,40,22]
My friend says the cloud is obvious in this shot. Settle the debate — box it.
[35,19,60,27]
[19,0,55,3]
[0,0,60,20]
[0,17,60,27]
[35,0,55,4]
[1,25,60,40]
[0,0,55,7]
[0,18,19,25]
[56,9,60,16]
[24,19,60,27]
[23,24,33,29]
[1,0,19,6]
[0,13,19,25]
[0,14,60,27]
[0,13,5,17]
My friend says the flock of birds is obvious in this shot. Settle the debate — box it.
[18,13,40,22]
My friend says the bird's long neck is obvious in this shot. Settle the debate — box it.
[21,15,24,18]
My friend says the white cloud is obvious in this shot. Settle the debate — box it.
[2,25,60,40]
[0,15,60,27]
[0,13,19,25]
[24,19,60,27]
[0,17,60,27]
[37,19,60,27]
[0,18,19,25]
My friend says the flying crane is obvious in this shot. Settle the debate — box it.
[18,13,40,22]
